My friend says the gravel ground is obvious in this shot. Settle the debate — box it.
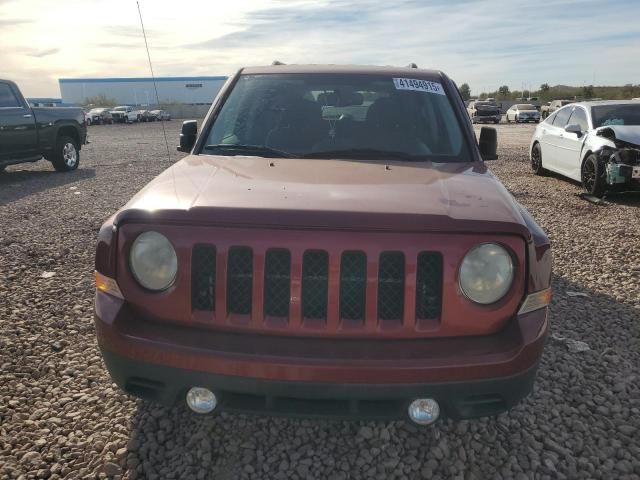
[1,121,639,480]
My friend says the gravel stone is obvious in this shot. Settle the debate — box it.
[1,122,639,479]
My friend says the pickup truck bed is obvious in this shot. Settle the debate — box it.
[0,79,87,172]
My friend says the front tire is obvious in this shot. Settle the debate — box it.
[531,143,547,176]
[581,154,606,197]
[51,136,80,172]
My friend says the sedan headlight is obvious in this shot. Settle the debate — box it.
[459,243,514,304]
[129,231,178,291]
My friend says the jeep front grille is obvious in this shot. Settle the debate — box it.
[227,247,253,315]
[191,244,216,311]
[339,251,367,321]
[264,249,291,318]
[191,245,443,335]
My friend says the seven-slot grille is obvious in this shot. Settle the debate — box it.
[191,246,443,332]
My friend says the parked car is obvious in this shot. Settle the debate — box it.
[530,100,640,196]
[506,104,541,123]
[0,79,87,172]
[467,100,501,124]
[150,109,171,121]
[87,107,113,125]
[134,109,154,122]
[540,100,573,119]
[94,64,551,425]
[110,106,138,124]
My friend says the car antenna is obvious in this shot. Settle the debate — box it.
[137,1,171,163]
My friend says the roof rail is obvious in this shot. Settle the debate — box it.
[272,60,286,66]
[407,62,418,68]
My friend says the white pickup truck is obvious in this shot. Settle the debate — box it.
[109,106,139,124]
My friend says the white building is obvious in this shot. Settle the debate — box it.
[58,76,228,106]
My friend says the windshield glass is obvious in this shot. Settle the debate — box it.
[591,104,640,127]
[204,73,470,161]
[516,104,536,110]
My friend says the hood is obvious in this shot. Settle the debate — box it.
[595,125,640,146]
[117,155,527,234]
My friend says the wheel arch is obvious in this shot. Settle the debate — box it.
[57,126,81,150]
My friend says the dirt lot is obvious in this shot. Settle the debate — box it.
[1,121,639,480]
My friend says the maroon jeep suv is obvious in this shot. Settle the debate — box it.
[94,64,551,424]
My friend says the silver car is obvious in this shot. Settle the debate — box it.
[506,104,541,123]
[150,109,171,121]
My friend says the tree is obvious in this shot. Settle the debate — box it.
[582,85,595,99]
[459,83,471,101]
[540,83,550,93]
[497,85,510,99]
[83,94,117,107]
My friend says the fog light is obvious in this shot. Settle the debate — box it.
[408,398,440,425]
[186,387,217,414]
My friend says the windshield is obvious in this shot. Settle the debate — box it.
[591,104,640,127]
[516,104,536,110]
[113,106,126,111]
[203,73,470,161]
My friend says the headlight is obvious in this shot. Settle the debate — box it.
[459,243,514,304]
[129,231,178,291]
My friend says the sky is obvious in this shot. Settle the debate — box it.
[2,0,640,97]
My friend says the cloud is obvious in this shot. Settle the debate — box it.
[0,18,31,27]
[3,0,640,96]
[26,48,60,58]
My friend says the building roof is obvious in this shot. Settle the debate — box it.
[59,76,227,84]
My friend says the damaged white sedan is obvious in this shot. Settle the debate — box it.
[530,101,640,196]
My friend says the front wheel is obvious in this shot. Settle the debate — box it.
[51,136,80,172]
[531,143,547,176]
[581,154,606,197]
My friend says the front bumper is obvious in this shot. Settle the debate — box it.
[517,116,540,122]
[95,291,548,420]
[475,114,501,122]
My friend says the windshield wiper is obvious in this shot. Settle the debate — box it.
[203,144,295,158]
[302,148,423,161]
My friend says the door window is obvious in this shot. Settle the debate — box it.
[567,108,589,131]
[552,107,572,127]
[0,83,21,108]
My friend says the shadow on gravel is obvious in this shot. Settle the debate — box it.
[603,191,640,207]
[0,167,96,206]
[120,273,639,480]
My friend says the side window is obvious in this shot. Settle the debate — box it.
[567,108,589,131]
[552,107,572,127]
[0,83,21,108]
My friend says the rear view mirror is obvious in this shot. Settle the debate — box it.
[178,120,198,152]
[479,127,498,160]
[564,124,582,136]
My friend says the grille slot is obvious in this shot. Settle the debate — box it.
[302,250,329,320]
[227,247,253,315]
[415,252,443,319]
[340,251,366,321]
[191,244,216,311]
[264,249,291,317]
[377,252,405,321]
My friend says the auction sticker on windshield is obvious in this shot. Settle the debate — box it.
[393,78,445,95]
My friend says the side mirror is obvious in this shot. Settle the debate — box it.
[479,127,498,160]
[565,124,582,136]
[178,120,198,152]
